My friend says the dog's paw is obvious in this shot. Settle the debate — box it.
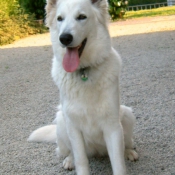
[125,149,139,161]
[63,156,74,170]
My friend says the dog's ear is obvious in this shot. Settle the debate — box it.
[91,0,109,25]
[45,0,57,27]
[91,0,103,5]
[46,0,57,14]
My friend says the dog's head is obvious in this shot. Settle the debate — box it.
[46,0,110,72]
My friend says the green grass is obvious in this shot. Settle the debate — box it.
[125,6,175,19]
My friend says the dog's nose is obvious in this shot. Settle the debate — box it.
[59,33,73,46]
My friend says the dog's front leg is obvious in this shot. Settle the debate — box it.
[104,122,126,175]
[67,122,90,175]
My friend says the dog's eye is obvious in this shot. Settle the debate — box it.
[77,14,87,20]
[57,16,63,21]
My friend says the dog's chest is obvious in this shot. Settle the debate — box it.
[60,68,108,101]
[63,83,109,120]
[59,65,118,118]
[61,76,108,152]
[62,84,113,151]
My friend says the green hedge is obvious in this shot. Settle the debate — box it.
[109,0,129,20]
[19,0,46,19]
[0,0,47,45]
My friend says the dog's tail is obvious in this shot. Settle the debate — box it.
[28,125,57,143]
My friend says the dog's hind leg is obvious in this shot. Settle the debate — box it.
[120,105,139,161]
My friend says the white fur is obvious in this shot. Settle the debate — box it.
[28,125,56,143]
[28,0,138,174]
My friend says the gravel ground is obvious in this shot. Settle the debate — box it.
[0,16,175,175]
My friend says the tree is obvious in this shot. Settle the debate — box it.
[19,0,46,19]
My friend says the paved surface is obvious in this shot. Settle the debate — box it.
[1,16,175,175]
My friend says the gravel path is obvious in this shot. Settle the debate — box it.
[1,16,175,175]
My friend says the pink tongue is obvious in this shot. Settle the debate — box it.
[63,47,80,72]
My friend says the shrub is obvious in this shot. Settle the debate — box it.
[19,0,46,19]
[0,0,48,45]
[109,0,129,20]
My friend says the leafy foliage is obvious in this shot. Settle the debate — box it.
[109,0,129,20]
[19,0,46,19]
[0,0,48,45]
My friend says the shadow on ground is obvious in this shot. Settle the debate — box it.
[0,30,175,175]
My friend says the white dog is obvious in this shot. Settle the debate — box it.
[28,0,138,174]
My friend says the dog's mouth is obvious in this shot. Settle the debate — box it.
[63,38,87,72]
[78,38,87,57]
